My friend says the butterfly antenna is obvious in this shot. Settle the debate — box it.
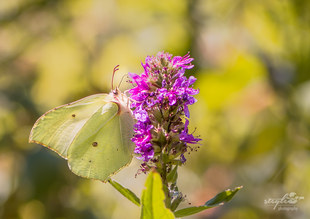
[118,74,128,88]
[111,65,120,90]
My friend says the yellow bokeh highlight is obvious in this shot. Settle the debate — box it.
[19,200,46,219]
[32,35,86,108]
[198,52,266,111]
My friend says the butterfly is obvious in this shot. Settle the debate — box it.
[29,66,135,182]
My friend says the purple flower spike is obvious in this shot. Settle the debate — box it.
[128,51,201,164]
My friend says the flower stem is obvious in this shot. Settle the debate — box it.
[160,158,171,209]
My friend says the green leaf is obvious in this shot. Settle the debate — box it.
[167,165,178,183]
[170,194,183,212]
[174,186,242,218]
[141,170,175,219]
[108,179,140,206]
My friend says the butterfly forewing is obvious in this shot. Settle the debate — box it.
[29,94,110,158]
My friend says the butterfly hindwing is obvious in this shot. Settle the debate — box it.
[68,101,135,181]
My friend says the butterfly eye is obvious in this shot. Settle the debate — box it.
[92,142,98,147]
[72,114,76,117]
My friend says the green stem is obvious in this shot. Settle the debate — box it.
[163,164,172,209]
[158,153,171,209]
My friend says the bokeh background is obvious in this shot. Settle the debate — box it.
[1,0,310,218]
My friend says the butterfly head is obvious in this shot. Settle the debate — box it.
[112,87,120,95]
[108,65,132,114]
[110,87,127,104]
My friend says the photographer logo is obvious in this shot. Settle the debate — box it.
[264,192,304,211]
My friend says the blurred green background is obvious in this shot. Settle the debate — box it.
[1,0,310,218]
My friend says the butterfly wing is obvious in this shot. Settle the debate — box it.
[29,93,135,181]
[67,101,135,181]
[29,94,111,158]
